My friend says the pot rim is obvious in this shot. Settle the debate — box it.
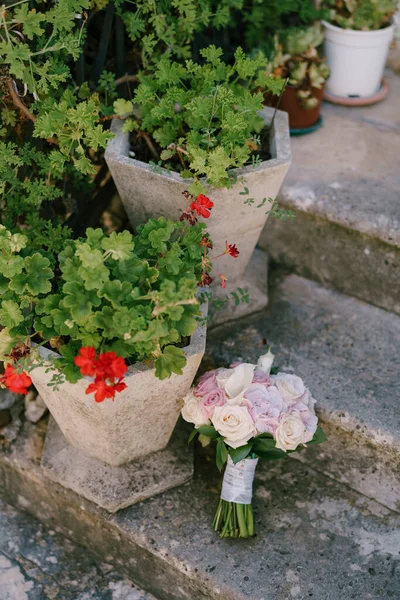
[105,107,291,187]
[34,300,208,379]
[322,18,395,36]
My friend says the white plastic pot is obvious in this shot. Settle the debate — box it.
[322,20,395,98]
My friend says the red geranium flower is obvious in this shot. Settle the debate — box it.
[0,365,32,395]
[225,241,240,258]
[220,274,228,288]
[74,347,98,376]
[190,194,214,219]
[85,376,128,403]
[96,351,128,379]
[75,347,128,402]
[86,377,117,403]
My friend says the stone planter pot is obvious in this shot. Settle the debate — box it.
[31,306,207,468]
[105,108,291,322]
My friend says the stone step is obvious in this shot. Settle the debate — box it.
[259,69,400,315]
[0,421,399,600]
[207,272,400,513]
[0,495,157,600]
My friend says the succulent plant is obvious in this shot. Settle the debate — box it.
[265,23,330,111]
[322,0,397,31]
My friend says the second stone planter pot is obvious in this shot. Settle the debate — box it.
[105,108,291,322]
[31,305,207,468]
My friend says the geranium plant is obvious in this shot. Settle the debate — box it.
[114,45,285,195]
[0,196,239,401]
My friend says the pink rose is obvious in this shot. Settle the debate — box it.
[200,388,227,419]
[195,370,218,397]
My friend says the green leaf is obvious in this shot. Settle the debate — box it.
[188,428,199,445]
[307,426,327,446]
[254,448,288,461]
[20,253,53,295]
[197,425,220,440]
[154,345,187,380]
[229,443,253,464]
[113,99,134,117]
[0,255,24,279]
[252,436,276,453]
[101,230,134,261]
[216,437,228,472]
[0,300,24,329]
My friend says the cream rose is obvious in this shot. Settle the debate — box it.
[181,390,210,428]
[224,363,256,405]
[274,414,307,452]
[273,373,305,403]
[212,405,256,449]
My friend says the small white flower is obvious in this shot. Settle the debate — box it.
[181,390,210,429]
[275,414,307,452]
[123,332,132,340]
[257,349,274,374]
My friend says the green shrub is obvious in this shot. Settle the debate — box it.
[0,216,208,383]
[117,46,284,194]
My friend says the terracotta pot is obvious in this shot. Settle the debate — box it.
[266,86,324,130]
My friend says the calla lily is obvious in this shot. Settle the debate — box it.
[257,348,274,374]
[225,363,255,404]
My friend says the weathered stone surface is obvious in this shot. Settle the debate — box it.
[208,249,268,327]
[24,392,47,424]
[105,108,291,289]
[206,273,400,512]
[41,417,194,512]
[260,70,400,314]
[31,304,207,466]
[0,496,156,599]
[0,424,399,600]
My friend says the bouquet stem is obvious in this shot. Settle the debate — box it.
[213,499,254,538]
[213,456,258,538]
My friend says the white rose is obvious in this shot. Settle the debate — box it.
[275,414,307,451]
[257,349,274,374]
[212,405,256,449]
[181,390,210,428]
[224,363,256,405]
[216,368,233,389]
[273,373,305,403]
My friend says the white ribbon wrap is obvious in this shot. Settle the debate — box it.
[220,456,259,504]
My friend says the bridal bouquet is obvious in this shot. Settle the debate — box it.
[181,350,326,538]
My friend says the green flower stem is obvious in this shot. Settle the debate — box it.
[247,504,255,537]
[236,503,248,538]
[213,500,255,539]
